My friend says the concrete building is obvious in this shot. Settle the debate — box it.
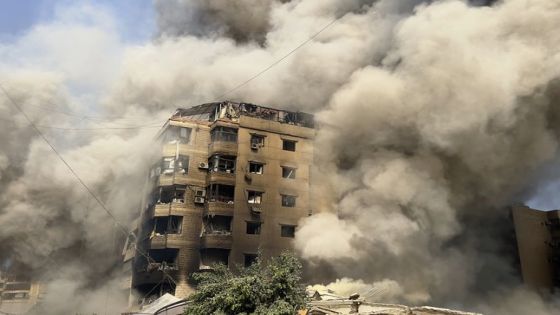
[127,101,315,304]
[0,269,43,314]
[511,205,560,292]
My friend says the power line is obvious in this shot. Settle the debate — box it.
[214,14,343,101]
[0,83,173,282]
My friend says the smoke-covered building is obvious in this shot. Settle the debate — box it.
[511,205,560,293]
[124,101,315,304]
[0,268,43,315]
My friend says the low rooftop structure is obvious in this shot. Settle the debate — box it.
[305,290,482,315]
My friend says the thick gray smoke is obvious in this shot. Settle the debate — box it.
[1,0,560,314]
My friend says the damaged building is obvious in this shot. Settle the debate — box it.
[123,101,315,305]
[511,205,560,293]
[0,267,43,315]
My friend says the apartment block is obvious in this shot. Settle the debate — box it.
[0,269,43,314]
[127,101,315,303]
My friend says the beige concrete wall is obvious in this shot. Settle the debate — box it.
[511,205,555,291]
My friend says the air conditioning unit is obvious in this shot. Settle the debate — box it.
[250,206,262,214]
[251,143,259,150]
[195,189,207,197]
[194,196,205,204]
[198,162,209,169]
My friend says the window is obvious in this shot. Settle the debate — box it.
[158,185,186,204]
[163,126,191,143]
[209,155,236,173]
[246,222,261,235]
[281,166,296,179]
[251,134,265,148]
[281,194,296,207]
[154,216,183,235]
[207,184,235,203]
[280,225,296,238]
[244,253,258,267]
[203,215,232,235]
[161,156,189,175]
[248,190,263,204]
[148,249,179,271]
[282,140,296,152]
[211,126,238,142]
[249,162,264,174]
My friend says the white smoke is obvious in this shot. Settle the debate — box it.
[1,0,560,314]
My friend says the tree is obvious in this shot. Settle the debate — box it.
[184,252,306,315]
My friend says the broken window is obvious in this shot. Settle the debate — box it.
[153,216,183,235]
[249,162,264,174]
[281,166,296,179]
[163,126,192,144]
[200,248,229,267]
[207,184,235,203]
[280,225,296,238]
[281,194,296,207]
[158,185,186,204]
[147,249,179,271]
[250,134,265,148]
[161,156,189,175]
[247,190,263,204]
[282,139,296,152]
[244,253,258,267]
[211,126,238,142]
[209,155,236,173]
[246,221,261,235]
[203,215,232,235]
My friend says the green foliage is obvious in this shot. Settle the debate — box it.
[184,252,306,315]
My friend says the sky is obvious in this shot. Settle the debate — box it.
[0,0,155,43]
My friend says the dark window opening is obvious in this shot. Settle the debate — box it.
[203,215,232,235]
[251,135,265,147]
[246,222,261,235]
[200,249,230,268]
[2,292,29,300]
[163,126,191,144]
[281,225,296,238]
[4,282,31,291]
[207,184,235,203]
[147,249,179,271]
[161,155,189,175]
[244,253,258,267]
[211,126,238,142]
[209,155,236,173]
[281,195,296,207]
[136,282,176,305]
[153,216,183,235]
[282,140,296,152]
[158,185,186,204]
[249,162,264,174]
[247,190,263,204]
[281,166,296,179]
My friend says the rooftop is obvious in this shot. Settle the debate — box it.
[170,101,315,128]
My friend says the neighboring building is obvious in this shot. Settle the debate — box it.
[127,101,315,304]
[511,205,560,292]
[0,269,43,314]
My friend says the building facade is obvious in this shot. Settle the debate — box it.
[511,205,560,293]
[127,101,315,303]
[0,269,43,314]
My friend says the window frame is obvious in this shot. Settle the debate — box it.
[282,139,296,152]
[249,162,264,174]
[281,166,296,179]
[281,194,297,207]
[280,224,296,238]
[246,221,262,235]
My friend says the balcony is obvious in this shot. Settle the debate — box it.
[208,171,236,184]
[201,231,233,249]
[209,141,238,156]
[206,201,234,216]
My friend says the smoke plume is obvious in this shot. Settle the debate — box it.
[1,0,560,314]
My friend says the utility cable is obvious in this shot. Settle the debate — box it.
[0,84,174,285]
[214,14,343,101]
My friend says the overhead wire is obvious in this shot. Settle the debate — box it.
[0,83,175,286]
